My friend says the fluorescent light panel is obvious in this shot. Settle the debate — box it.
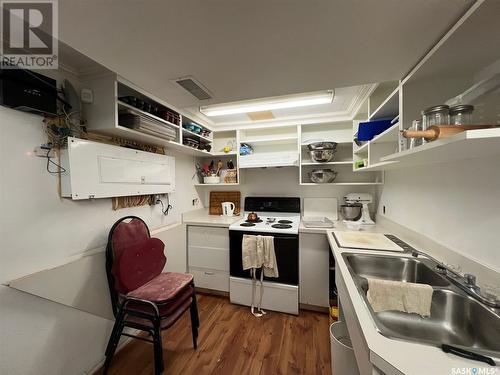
[200,90,334,117]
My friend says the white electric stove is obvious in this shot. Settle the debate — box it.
[229,211,300,235]
[229,197,301,315]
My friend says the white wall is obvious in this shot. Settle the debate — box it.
[377,155,500,272]
[0,105,200,284]
[0,286,114,375]
[0,99,201,374]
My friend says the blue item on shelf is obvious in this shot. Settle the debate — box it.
[357,119,393,141]
[239,143,253,156]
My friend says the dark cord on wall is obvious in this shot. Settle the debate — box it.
[46,148,66,174]
[157,194,172,216]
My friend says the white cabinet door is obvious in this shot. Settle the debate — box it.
[299,233,330,307]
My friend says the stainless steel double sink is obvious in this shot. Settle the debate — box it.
[342,253,500,358]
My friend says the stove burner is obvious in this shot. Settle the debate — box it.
[278,220,293,224]
[245,219,263,223]
[240,222,256,227]
[272,224,292,229]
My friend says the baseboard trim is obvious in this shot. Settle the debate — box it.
[299,303,329,313]
[195,288,230,297]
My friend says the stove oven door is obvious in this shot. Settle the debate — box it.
[229,230,299,285]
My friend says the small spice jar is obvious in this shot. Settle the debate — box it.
[449,104,474,125]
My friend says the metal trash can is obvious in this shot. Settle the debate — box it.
[330,322,360,375]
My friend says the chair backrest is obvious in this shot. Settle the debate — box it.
[106,216,166,316]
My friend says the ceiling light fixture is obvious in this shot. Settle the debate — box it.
[199,90,334,117]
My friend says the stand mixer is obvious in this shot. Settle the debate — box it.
[343,193,375,225]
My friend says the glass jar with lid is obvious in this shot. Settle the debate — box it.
[408,119,423,148]
[449,104,474,125]
[422,105,450,130]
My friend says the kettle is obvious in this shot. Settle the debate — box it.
[221,201,235,216]
[247,212,259,222]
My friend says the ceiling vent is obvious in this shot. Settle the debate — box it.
[174,76,212,100]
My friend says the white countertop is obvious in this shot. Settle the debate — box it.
[183,209,499,373]
[182,208,242,227]
[326,228,500,375]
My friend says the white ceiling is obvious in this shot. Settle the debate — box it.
[57,0,473,127]
[195,84,373,129]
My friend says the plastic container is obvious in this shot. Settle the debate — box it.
[203,176,220,184]
[330,322,360,375]
[357,119,393,141]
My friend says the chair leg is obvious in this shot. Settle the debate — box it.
[105,307,125,357]
[189,296,199,349]
[103,321,124,375]
[192,291,200,328]
[152,320,164,375]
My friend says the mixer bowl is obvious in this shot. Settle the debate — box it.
[341,204,362,220]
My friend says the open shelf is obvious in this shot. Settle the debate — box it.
[380,127,500,167]
[182,127,212,143]
[369,86,399,121]
[210,151,238,157]
[353,142,369,154]
[300,160,353,166]
[371,122,400,144]
[194,183,239,186]
[300,182,384,186]
[117,100,179,129]
[241,135,298,145]
[353,161,398,172]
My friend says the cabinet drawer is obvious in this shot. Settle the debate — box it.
[188,245,229,271]
[189,267,229,292]
[188,226,229,249]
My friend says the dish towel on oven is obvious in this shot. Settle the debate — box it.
[242,234,278,317]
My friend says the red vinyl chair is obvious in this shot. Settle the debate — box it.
[103,216,199,375]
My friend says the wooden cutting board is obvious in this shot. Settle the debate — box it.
[209,191,241,215]
[333,231,405,252]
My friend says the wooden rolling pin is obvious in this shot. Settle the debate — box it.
[402,125,500,142]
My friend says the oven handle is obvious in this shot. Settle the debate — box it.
[269,236,298,241]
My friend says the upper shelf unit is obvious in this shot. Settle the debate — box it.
[239,126,299,168]
[400,0,500,130]
[193,130,241,186]
[380,127,500,167]
[82,74,214,157]
[353,122,400,171]
[368,81,400,121]
[299,122,384,185]
[354,1,500,171]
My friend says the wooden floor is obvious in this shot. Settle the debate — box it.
[99,294,331,375]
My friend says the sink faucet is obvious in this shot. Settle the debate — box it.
[448,271,500,309]
[464,274,480,292]
[412,249,500,309]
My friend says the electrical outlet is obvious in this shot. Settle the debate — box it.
[192,198,199,206]
[150,194,161,205]
[34,145,55,158]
